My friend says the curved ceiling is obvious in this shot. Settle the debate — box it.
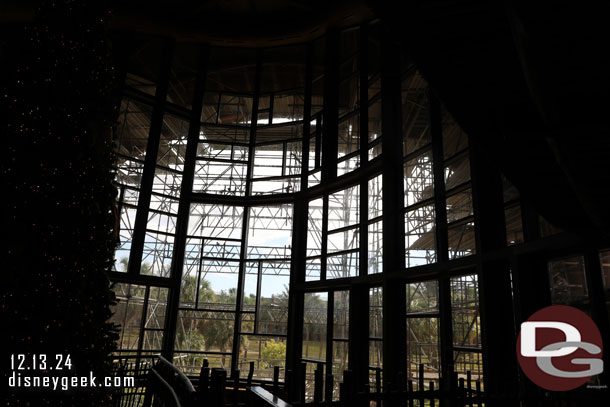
[0,0,374,46]
[3,0,608,239]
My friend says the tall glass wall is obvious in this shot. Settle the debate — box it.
[110,20,586,399]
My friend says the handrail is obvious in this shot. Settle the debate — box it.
[247,386,293,407]
[143,368,182,407]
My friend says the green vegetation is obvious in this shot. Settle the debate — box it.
[261,339,287,368]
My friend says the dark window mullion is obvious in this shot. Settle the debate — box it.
[232,49,263,375]
[127,39,175,277]
[161,43,209,361]
[254,260,263,334]
[136,285,151,363]
[195,240,205,309]
[429,90,454,397]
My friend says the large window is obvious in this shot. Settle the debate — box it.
[108,21,505,397]
[402,71,436,267]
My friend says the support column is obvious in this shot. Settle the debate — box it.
[380,25,407,391]
[286,42,313,401]
[353,25,371,396]
[128,38,175,276]
[470,139,519,406]
[510,252,550,405]
[162,44,209,359]
[429,92,454,406]
[231,49,263,375]
[321,30,339,183]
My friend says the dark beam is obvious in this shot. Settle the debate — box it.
[127,38,175,276]
[430,90,454,407]
[321,30,339,182]
[162,44,209,360]
[380,24,406,390]
[469,137,519,406]
[285,42,313,400]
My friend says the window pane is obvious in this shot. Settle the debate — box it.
[152,167,183,198]
[446,189,473,223]
[444,153,470,190]
[451,275,481,349]
[251,177,300,195]
[454,351,483,383]
[369,287,383,339]
[600,250,610,324]
[407,281,438,315]
[337,155,360,177]
[242,261,258,308]
[305,257,322,282]
[174,310,235,354]
[505,205,524,245]
[448,222,476,259]
[601,249,610,290]
[180,258,240,310]
[247,205,293,259]
[308,130,317,172]
[405,205,436,267]
[145,287,169,329]
[442,107,469,159]
[369,261,384,386]
[328,185,360,230]
[402,71,431,155]
[404,152,434,207]
[368,175,383,220]
[253,143,285,178]
[368,221,383,275]
[239,336,287,380]
[115,99,152,162]
[188,203,243,240]
[327,252,359,279]
[332,341,349,400]
[407,317,440,390]
[308,169,321,189]
[115,206,137,272]
[142,330,164,351]
[327,227,359,253]
[548,256,588,307]
[333,291,350,339]
[174,352,232,375]
[157,114,189,171]
[303,292,328,361]
[110,283,146,350]
[271,93,305,122]
[147,211,177,236]
[257,262,290,335]
[193,160,247,196]
[368,99,382,161]
[141,232,174,277]
[502,175,520,203]
[338,114,359,161]
[338,48,360,117]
